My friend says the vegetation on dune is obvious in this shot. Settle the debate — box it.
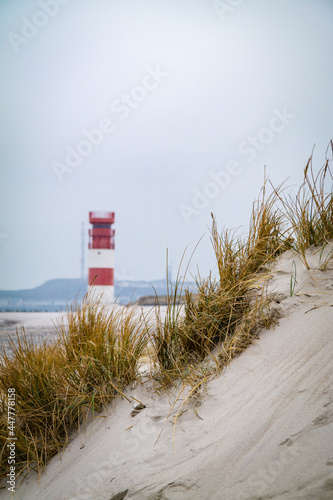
[273,143,333,268]
[0,304,149,479]
[0,143,332,480]
[152,181,290,380]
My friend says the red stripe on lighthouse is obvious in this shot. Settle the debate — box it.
[89,268,114,286]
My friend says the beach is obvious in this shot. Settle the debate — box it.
[1,1,332,498]
[0,312,64,357]
[1,246,332,499]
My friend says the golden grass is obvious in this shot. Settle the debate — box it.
[58,298,148,409]
[149,181,287,385]
[0,142,332,479]
[0,300,148,478]
[273,142,333,267]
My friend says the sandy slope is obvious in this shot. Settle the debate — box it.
[3,246,333,500]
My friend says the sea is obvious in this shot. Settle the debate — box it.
[0,306,170,357]
[0,311,64,357]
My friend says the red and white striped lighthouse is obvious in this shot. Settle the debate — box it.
[88,211,115,303]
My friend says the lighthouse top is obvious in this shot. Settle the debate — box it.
[89,211,115,225]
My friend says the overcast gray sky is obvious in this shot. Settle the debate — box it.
[0,0,332,290]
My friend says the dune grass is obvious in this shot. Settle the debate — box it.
[151,183,288,383]
[273,142,333,268]
[58,298,149,409]
[0,335,73,477]
[0,301,148,479]
[0,143,332,479]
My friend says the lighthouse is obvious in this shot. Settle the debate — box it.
[88,211,115,303]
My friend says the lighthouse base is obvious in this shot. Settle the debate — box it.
[88,285,114,304]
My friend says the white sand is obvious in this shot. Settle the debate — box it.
[2,246,333,500]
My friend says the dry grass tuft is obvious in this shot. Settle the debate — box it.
[150,181,286,386]
[58,298,148,409]
[273,142,333,267]
[0,298,148,478]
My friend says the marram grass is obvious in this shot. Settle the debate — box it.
[273,142,333,267]
[0,301,149,479]
[0,143,332,479]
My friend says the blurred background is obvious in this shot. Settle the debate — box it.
[0,0,332,291]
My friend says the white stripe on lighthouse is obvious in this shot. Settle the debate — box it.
[88,249,114,269]
[88,285,114,303]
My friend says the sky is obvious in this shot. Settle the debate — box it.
[0,0,332,290]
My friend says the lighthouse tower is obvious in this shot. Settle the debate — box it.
[88,211,115,303]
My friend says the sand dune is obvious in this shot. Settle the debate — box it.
[4,247,333,500]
